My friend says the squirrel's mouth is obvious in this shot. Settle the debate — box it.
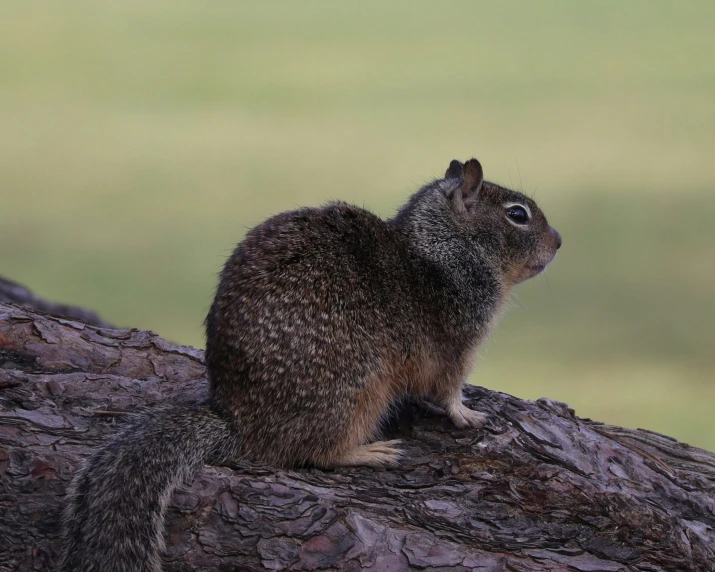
[510,247,559,285]
[530,247,559,274]
[523,262,548,279]
[523,251,557,279]
[526,263,547,273]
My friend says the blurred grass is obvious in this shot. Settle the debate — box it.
[1,1,714,448]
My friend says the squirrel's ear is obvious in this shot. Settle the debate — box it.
[451,158,483,215]
[445,159,464,179]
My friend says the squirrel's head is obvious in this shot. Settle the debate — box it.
[443,158,562,286]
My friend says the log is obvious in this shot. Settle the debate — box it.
[0,277,113,329]
[1,291,714,571]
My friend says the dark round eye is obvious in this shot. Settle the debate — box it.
[506,205,529,225]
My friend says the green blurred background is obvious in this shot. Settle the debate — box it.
[2,1,713,448]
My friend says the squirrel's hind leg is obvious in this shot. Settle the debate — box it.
[332,440,402,468]
[312,369,401,468]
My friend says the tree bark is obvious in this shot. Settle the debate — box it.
[0,277,113,328]
[1,292,714,572]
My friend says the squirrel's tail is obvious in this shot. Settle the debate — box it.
[58,405,238,572]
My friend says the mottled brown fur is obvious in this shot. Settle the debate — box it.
[59,158,561,571]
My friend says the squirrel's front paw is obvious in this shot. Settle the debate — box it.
[448,403,487,429]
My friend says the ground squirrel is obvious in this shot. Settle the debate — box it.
[59,158,561,571]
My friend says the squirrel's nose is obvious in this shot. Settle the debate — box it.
[550,227,562,250]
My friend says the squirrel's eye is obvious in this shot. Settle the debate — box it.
[506,205,529,225]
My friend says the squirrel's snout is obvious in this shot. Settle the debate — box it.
[550,227,562,250]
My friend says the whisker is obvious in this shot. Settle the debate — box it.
[510,292,528,311]
[506,163,514,189]
[516,158,524,193]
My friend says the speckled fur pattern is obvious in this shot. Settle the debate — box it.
[58,406,240,571]
[59,158,561,571]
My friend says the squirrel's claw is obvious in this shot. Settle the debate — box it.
[448,403,487,429]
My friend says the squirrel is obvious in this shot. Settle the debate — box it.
[58,158,561,571]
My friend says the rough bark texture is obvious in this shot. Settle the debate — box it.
[1,294,714,572]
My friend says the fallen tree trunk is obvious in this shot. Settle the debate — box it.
[1,292,714,571]
[0,278,113,329]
